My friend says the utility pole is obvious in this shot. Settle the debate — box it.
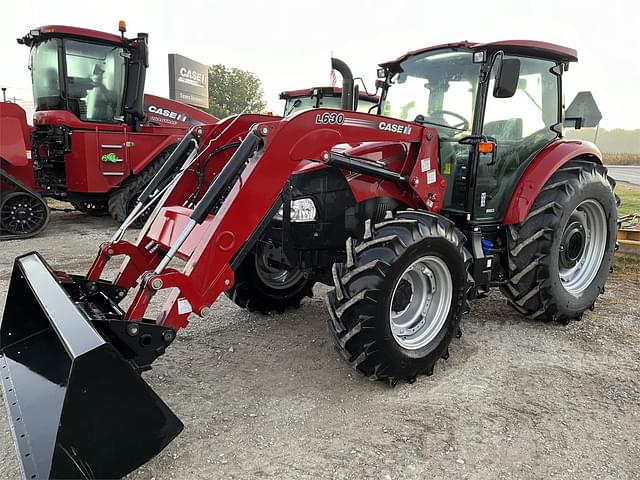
[1,87,6,102]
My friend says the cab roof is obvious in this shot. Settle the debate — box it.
[19,25,126,47]
[380,40,578,68]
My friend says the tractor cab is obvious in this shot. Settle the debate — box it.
[377,41,582,223]
[18,23,147,127]
[281,87,378,117]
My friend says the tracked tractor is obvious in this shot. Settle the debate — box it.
[0,40,616,479]
[0,23,217,239]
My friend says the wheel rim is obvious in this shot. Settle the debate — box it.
[558,199,607,295]
[389,255,452,350]
[0,193,47,235]
[254,242,305,291]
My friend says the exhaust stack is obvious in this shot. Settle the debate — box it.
[331,57,355,111]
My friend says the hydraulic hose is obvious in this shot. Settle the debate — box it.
[190,131,262,224]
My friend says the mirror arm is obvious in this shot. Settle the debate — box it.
[479,50,504,84]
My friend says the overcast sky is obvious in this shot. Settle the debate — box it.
[1,0,638,129]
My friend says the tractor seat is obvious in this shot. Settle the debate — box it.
[484,118,523,141]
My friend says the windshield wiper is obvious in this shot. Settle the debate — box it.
[413,115,466,132]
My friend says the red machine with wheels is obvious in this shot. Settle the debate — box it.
[1,40,614,478]
[0,23,217,239]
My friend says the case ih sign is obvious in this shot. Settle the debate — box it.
[168,53,209,109]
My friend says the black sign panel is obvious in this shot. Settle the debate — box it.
[168,54,209,109]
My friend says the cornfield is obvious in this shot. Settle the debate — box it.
[603,153,640,165]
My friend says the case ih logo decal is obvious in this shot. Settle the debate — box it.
[378,121,412,135]
[315,113,412,135]
[147,105,189,123]
[178,67,205,88]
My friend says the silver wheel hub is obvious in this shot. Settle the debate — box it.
[558,199,607,295]
[389,255,452,350]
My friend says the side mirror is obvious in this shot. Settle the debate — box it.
[493,58,520,98]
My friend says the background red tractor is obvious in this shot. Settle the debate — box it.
[0,40,615,479]
[0,23,217,239]
[281,58,378,116]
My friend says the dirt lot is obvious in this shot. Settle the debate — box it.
[0,209,639,480]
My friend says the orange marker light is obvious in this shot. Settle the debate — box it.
[118,20,127,33]
[478,142,494,154]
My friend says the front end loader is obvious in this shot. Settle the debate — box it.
[1,40,616,478]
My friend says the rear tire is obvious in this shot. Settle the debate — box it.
[227,239,315,314]
[326,211,471,385]
[501,159,617,322]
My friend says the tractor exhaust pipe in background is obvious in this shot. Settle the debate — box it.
[331,57,355,111]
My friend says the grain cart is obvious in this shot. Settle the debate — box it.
[0,40,615,479]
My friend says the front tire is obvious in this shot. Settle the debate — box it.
[501,159,617,322]
[326,211,471,385]
[227,239,315,314]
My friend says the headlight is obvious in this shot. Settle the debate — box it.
[274,198,318,222]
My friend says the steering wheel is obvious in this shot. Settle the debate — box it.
[429,110,470,131]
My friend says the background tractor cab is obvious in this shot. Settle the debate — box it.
[3,23,216,231]
[281,87,378,116]
[281,57,378,117]
[19,22,148,128]
[376,41,600,225]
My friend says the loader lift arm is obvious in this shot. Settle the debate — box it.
[88,109,444,333]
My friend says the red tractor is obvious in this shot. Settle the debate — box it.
[281,58,378,116]
[0,23,217,239]
[0,40,615,479]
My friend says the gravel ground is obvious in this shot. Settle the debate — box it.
[0,208,639,480]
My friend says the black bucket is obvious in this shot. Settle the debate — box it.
[0,253,183,479]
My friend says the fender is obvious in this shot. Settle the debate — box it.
[0,102,32,167]
[503,138,602,225]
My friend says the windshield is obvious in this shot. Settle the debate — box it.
[381,49,480,135]
[29,38,126,122]
[284,94,376,117]
[64,40,126,122]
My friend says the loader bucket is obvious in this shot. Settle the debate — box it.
[0,252,183,479]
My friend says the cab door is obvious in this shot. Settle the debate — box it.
[473,55,561,221]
